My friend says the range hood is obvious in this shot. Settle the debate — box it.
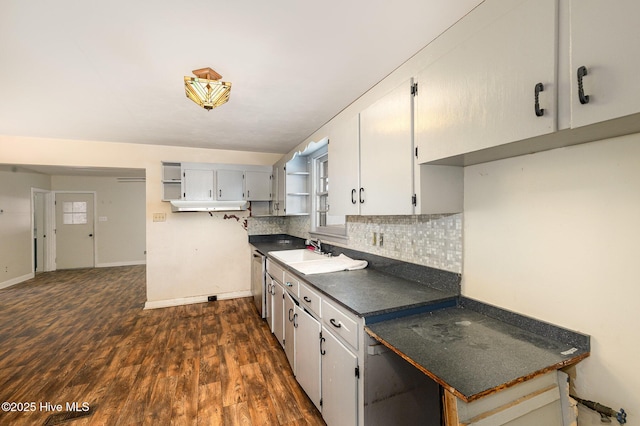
[170,200,249,212]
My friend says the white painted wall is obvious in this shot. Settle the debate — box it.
[51,175,146,267]
[463,134,640,424]
[0,135,282,305]
[0,168,51,288]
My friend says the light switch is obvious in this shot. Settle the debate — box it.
[153,213,166,222]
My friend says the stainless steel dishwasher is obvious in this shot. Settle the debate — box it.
[251,249,266,317]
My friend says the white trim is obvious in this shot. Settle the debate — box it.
[96,260,146,268]
[0,272,34,290]
[144,290,252,310]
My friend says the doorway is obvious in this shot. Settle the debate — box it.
[54,192,96,269]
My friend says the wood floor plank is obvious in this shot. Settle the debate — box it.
[0,266,324,426]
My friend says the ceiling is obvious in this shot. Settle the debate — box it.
[0,0,482,155]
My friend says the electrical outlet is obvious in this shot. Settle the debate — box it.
[372,232,377,246]
[379,233,384,247]
[153,213,166,222]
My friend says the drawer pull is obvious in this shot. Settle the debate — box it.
[330,318,342,328]
[286,282,293,287]
[303,296,311,303]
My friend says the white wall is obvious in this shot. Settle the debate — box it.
[463,134,640,424]
[0,135,282,305]
[51,175,146,267]
[0,168,51,288]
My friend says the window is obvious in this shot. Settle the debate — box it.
[315,152,329,227]
[62,201,87,225]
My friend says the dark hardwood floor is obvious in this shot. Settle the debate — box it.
[0,266,325,425]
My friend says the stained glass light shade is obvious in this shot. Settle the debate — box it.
[184,67,231,110]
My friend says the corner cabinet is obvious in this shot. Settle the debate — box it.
[416,0,558,164]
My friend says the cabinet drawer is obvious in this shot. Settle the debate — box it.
[266,259,285,284]
[299,282,321,317]
[322,300,358,350]
[283,270,299,296]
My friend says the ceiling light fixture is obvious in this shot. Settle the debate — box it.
[184,67,231,111]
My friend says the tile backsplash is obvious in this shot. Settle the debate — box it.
[248,213,462,273]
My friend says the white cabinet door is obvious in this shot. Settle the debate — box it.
[245,171,272,201]
[570,0,640,128]
[271,164,286,216]
[273,281,285,348]
[265,279,274,332]
[321,326,358,426]
[328,114,360,216]
[284,292,296,371]
[295,305,321,410]
[416,0,557,163]
[183,169,214,201]
[359,79,414,215]
[216,170,244,201]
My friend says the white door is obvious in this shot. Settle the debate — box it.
[360,79,414,215]
[328,114,360,217]
[183,169,214,200]
[273,281,285,348]
[245,171,272,201]
[55,192,95,269]
[321,326,358,426]
[284,292,296,371]
[295,305,322,410]
[416,0,557,162]
[216,170,244,200]
[570,0,640,128]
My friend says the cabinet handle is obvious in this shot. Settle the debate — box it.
[351,189,356,204]
[209,189,212,198]
[330,318,342,328]
[359,188,365,204]
[288,308,294,322]
[320,335,326,355]
[247,190,250,198]
[577,66,590,105]
[534,83,545,117]
[293,313,298,328]
[286,281,293,287]
[219,189,222,197]
[303,296,311,303]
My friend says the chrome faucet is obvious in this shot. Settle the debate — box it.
[308,238,322,253]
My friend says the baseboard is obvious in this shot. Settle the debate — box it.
[0,272,35,290]
[96,260,146,268]
[144,290,252,310]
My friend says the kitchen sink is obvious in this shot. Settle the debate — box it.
[268,249,367,275]
[268,249,327,263]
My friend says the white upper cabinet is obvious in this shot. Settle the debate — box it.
[244,170,271,201]
[216,169,244,201]
[360,78,415,215]
[327,114,360,217]
[569,0,640,128]
[327,80,415,217]
[416,0,558,164]
[183,168,214,201]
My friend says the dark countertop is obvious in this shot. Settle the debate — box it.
[249,234,590,403]
[365,306,589,402]
[250,235,459,319]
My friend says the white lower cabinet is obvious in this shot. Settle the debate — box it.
[272,280,285,348]
[321,325,359,426]
[265,262,361,424]
[284,291,296,371]
[294,305,322,410]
